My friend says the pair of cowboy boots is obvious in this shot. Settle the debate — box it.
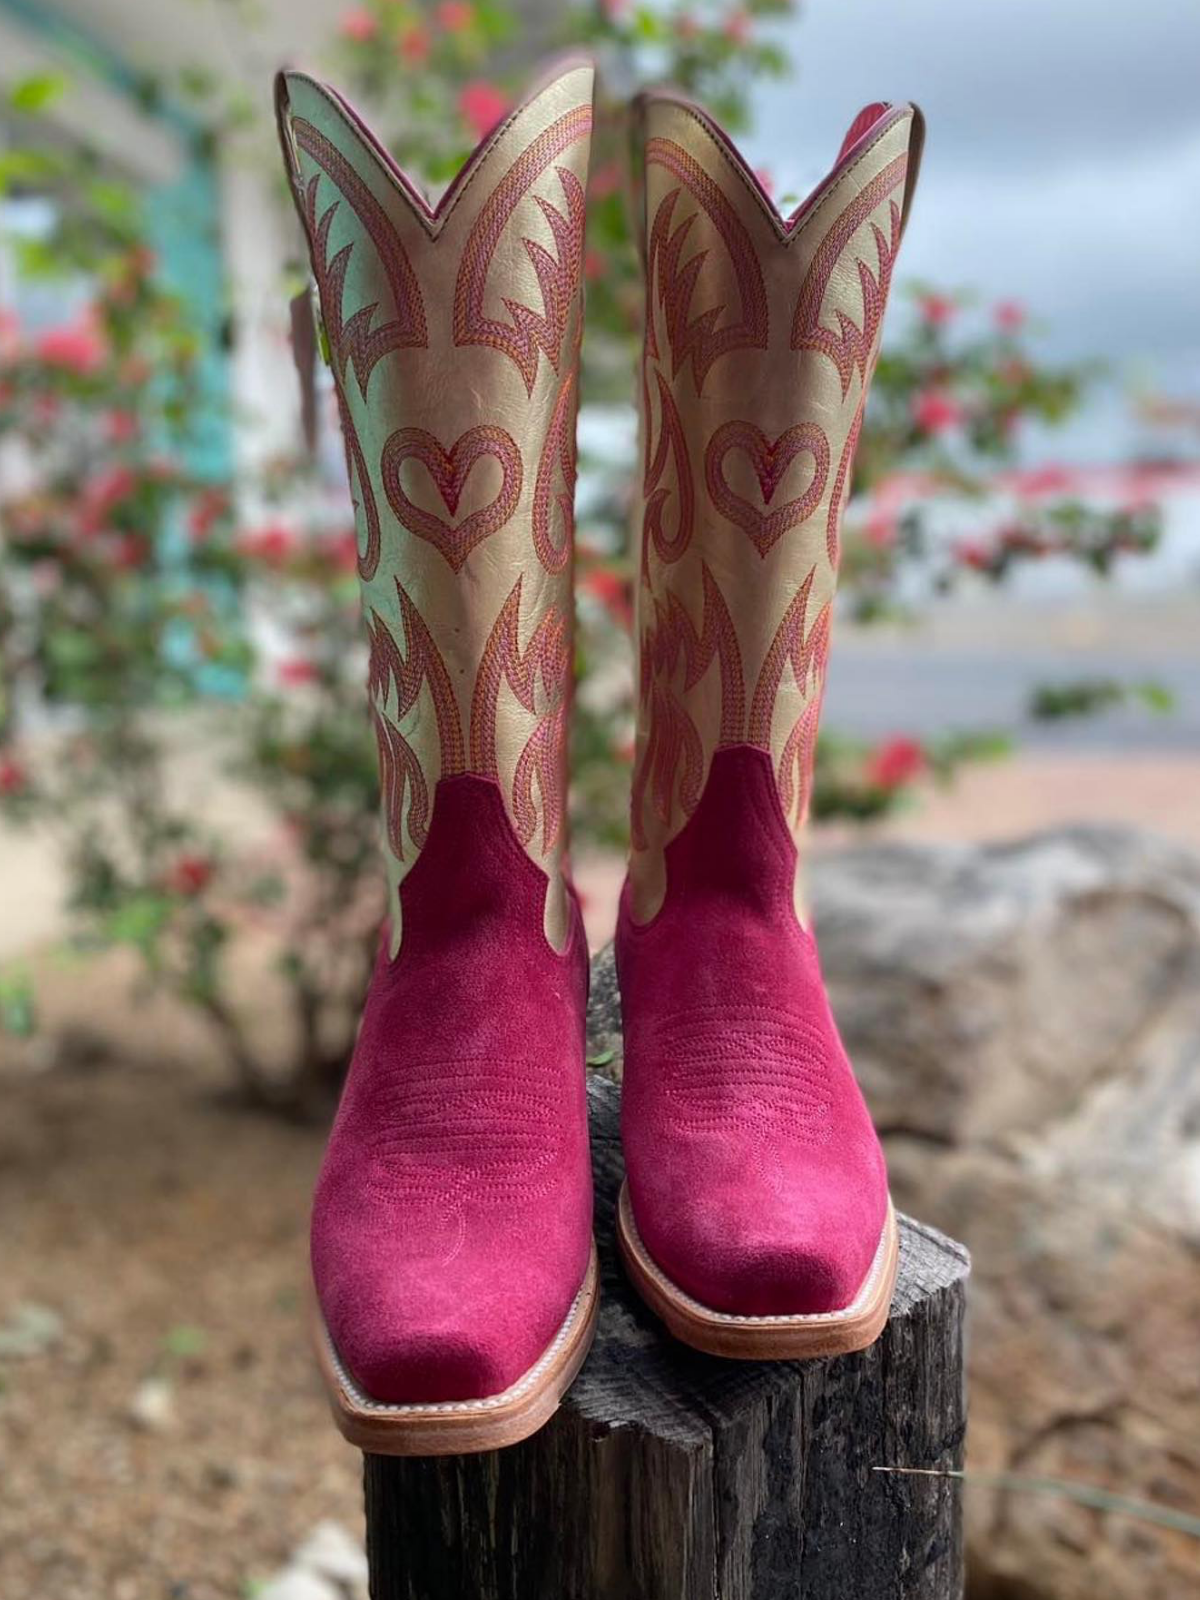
[275,60,923,1455]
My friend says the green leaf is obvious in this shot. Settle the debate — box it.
[8,73,68,115]
[587,1048,615,1068]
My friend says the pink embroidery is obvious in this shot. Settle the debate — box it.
[470,579,571,852]
[749,568,832,818]
[365,585,465,856]
[294,120,427,395]
[705,419,831,558]
[532,371,578,575]
[454,107,592,394]
[790,154,907,396]
[642,367,694,571]
[632,564,745,846]
[333,390,382,581]
[825,399,864,568]
[645,139,769,394]
[380,425,523,572]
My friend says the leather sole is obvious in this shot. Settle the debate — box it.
[617,1184,898,1360]
[312,1241,599,1455]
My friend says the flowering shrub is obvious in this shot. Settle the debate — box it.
[0,6,1164,1095]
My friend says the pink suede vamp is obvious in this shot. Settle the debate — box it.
[616,746,888,1317]
[311,774,592,1403]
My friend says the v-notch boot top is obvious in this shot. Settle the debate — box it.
[616,92,924,1359]
[275,62,598,1453]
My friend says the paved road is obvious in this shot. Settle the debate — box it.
[824,645,1200,751]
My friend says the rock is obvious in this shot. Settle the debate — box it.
[0,1302,64,1359]
[588,823,1200,1600]
[293,1521,368,1598]
[127,1375,175,1433]
[256,1569,340,1600]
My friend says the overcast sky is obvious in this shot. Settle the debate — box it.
[745,0,1200,463]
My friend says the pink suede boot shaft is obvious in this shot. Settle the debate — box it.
[314,775,591,1403]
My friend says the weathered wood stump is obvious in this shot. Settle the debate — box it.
[364,1077,969,1600]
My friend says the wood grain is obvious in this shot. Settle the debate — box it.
[364,1076,969,1599]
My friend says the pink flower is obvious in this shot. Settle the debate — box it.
[81,465,138,529]
[187,489,228,542]
[399,24,431,64]
[0,308,20,364]
[436,0,474,30]
[458,81,508,141]
[724,8,752,44]
[36,321,106,375]
[104,410,139,443]
[918,293,956,328]
[865,737,926,792]
[912,388,963,434]
[865,509,897,548]
[278,657,319,686]
[589,161,621,200]
[994,299,1026,334]
[600,0,630,18]
[339,7,377,42]
[753,166,775,199]
[0,755,27,796]
[584,249,606,281]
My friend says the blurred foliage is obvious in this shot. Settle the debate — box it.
[0,2,1167,1098]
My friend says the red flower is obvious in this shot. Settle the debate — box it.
[584,250,606,281]
[865,737,926,792]
[35,321,106,375]
[0,756,27,796]
[240,523,296,565]
[399,24,431,64]
[327,529,360,573]
[724,8,752,44]
[103,410,139,444]
[458,81,508,141]
[339,7,377,41]
[188,488,228,542]
[166,854,214,895]
[912,388,963,434]
[953,538,993,572]
[918,293,956,328]
[109,535,148,570]
[994,299,1026,334]
[278,657,319,686]
[436,0,474,30]
[581,566,631,627]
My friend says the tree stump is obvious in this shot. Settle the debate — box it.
[364,1077,969,1600]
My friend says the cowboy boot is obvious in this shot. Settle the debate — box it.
[274,62,597,1452]
[616,93,924,1358]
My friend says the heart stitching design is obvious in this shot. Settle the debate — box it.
[381,425,523,572]
[705,420,831,557]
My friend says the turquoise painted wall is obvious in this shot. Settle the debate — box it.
[1,0,231,478]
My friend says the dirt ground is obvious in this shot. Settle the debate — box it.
[0,999,361,1600]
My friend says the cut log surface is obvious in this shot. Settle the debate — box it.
[365,1077,969,1600]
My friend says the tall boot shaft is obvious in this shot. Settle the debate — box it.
[629,94,923,920]
[276,64,594,951]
